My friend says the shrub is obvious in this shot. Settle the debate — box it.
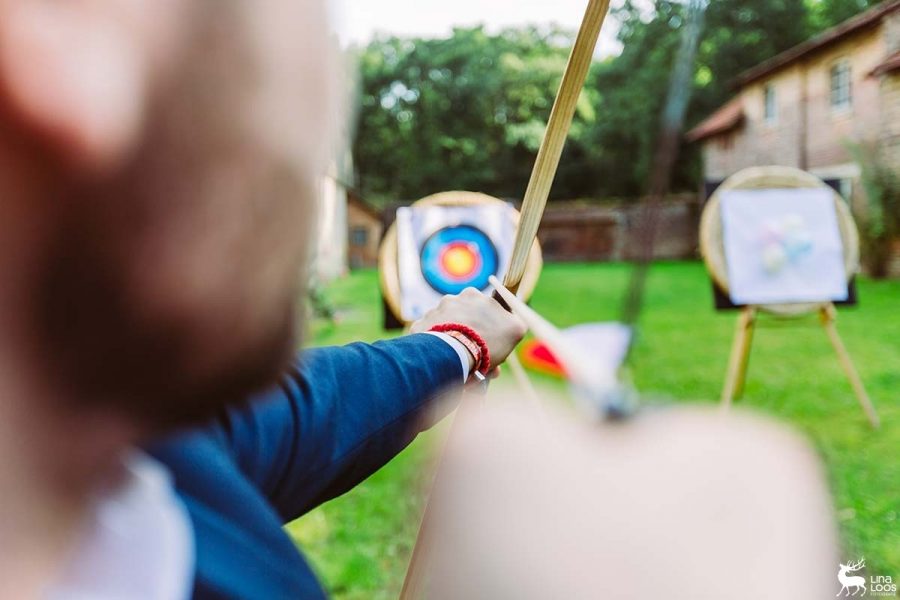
[849,142,900,278]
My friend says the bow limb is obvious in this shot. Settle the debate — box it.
[503,0,612,294]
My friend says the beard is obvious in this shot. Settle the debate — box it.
[32,223,301,430]
[26,7,314,430]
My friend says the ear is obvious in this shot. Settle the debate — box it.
[0,2,147,170]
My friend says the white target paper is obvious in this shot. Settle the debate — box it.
[720,188,848,305]
[397,204,516,322]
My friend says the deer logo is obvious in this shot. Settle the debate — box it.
[837,558,867,596]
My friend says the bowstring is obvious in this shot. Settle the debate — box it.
[619,0,708,337]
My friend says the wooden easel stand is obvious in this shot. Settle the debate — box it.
[720,303,880,428]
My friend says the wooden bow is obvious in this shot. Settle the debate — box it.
[400,2,612,597]
[502,0,611,294]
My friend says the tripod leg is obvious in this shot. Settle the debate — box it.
[721,307,755,410]
[733,307,756,400]
[819,305,880,429]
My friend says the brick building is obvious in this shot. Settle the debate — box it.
[687,0,900,200]
[347,191,383,269]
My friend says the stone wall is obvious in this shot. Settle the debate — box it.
[804,28,885,170]
[537,195,701,262]
[885,10,900,51]
[879,73,900,168]
[702,64,806,181]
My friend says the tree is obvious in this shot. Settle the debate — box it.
[352,26,594,203]
[579,0,813,197]
[695,0,812,110]
[351,0,878,203]
[807,0,886,29]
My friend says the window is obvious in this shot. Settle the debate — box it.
[839,178,853,202]
[350,226,368,247]
[763,84,777,123]
[716,133,734,150]
[830,61,852,110]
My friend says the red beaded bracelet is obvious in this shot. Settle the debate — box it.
[429,323,491,377]
[443,331,482,373]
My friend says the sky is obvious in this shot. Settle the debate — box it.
[331,0,628,58]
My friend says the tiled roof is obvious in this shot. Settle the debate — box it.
[685,98,744,142]
[734,0,900,87]
[871,50,900,76]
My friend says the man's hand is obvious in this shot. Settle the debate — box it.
[410,288,527,369]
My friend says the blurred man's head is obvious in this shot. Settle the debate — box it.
[0,1,335,428]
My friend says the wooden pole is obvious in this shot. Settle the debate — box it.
[721,306,756,409]
[400,2,612,596]
[819,304,880,428]
[733,307,756,399]
[503,0,611,294]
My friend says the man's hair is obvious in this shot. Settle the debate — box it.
[19,3,314,428]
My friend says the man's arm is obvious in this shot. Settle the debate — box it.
[213,333,463,522]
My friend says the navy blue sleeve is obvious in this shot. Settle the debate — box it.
[212,333,463,522]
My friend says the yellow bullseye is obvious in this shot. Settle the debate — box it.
[442,244,477,277]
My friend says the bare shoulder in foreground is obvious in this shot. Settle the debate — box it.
[428,401,838,600]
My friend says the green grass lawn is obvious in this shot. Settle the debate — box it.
[286,261,899,598]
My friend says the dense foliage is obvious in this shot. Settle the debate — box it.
[352,0,884,204]
[851,142,900,277]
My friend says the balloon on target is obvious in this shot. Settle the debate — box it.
[379,192,542,325]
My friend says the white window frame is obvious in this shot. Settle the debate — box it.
[349,226,369,247]
[830,59,852,112]
[838,178,853,203]
[763,83,777,124]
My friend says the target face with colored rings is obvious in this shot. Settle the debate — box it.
[420,225,499,295]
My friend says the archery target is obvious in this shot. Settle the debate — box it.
[396,203,517,322]
[720,187,848,305]
[420,225,499,295]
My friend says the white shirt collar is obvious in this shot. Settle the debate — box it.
[47,452,194,600]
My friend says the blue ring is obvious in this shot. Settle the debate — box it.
[420,225,499,295]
